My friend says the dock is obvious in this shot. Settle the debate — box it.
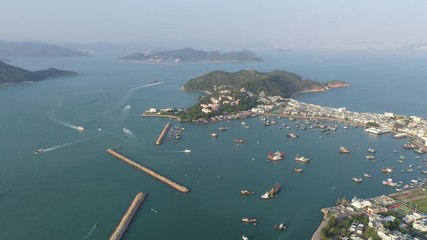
[109,192,146,240]
[106,149,190,193]
[155,122,172,145]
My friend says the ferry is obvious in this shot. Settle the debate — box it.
[294,168,303,174]
[34,149,45,155]
[339,147,351,153]
[267,151,284,161]
[295,154,310,164]
[240,190,255,196]
[274,223,287,231]
[261,184,281,199]
[286,133,299,138]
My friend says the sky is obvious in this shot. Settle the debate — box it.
[1,0,427,50]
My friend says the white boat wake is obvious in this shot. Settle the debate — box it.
[98,82,163,119]
[123,127,135,138]
[37,138,91,154]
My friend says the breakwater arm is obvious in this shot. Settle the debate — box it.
[155,123,171,145]
[109,192,146,240]
[106,149,190,193]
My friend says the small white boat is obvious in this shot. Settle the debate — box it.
[76,126,85,132]
[184,149,191,153]
[242,235,250,240]
[123,104,131,110]
[352,178,363,183]
[363,173,372,178]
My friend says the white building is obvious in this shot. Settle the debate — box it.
[413,218,427,232]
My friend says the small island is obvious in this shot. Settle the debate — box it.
[119,48,262,64]
[0,61,78,85]
[143,69,348,122]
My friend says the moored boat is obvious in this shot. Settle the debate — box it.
[381,167,395,173]
[368,148,376,153]
[210,133,219,138]
[339,146,351,153]
[286,133,299,138]
[294,168,303,174]
[240,190,255,196]
[219,127,228,131]
[234,138,247,144]
[295,154,310,164]
[242,217,257,223]
[267,151,284,161]
[366,155,375,160]
[261,183,281,199]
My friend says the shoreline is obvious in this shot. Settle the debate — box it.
[311,217,329,240]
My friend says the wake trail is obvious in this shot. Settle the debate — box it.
[82,223,98,240]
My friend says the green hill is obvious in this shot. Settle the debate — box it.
[182,69,347,98]
[0,61,78,85]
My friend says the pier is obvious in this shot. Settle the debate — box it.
[106,149,190,193]
[155,122,171,145]
[109,192,146,240]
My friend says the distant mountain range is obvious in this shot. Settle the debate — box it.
[0,61,78,85]
[64,42,123,52]
[119,47,262,63]
[0,40,90,57]
[183,69,349,98]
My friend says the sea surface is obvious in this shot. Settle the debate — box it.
[0,51,426,240]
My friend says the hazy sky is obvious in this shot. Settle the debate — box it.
[1,0,427,50]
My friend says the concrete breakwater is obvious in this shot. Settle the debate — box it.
[106,149,190,193]
[109,192,146,240]
[155,122,171,145]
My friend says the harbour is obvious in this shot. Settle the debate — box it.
[106,148,190,193]
[109,192,146,240]
[1,52,427,240]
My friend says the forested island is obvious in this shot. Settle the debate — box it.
[0,61,78,85]
[144,69,348,121]
[119,48,262,63]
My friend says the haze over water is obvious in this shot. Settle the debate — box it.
[0,51,426,239]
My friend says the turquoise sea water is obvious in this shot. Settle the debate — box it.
[0,51,426,239]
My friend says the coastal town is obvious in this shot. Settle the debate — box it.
[143,84,427,239]
[143,84,427,152]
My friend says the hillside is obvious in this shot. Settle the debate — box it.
[182,69,348,98]
[119,47,262,63]
[0,40,89,57]
[0,61,78,85]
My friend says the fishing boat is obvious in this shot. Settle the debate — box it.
[352,178,363,183]
[294,168,303,174]
[261,184,281,199]
[295,154,310,164]
[241,218,257,223]
[382,178,397,187]
[267,151,284,161]
[274,223,287,231]
[240,190,255,196]
[210,133,219,138]
[34,149,45,155]
[219,127,228,131]
[234,138,247,144]
[381,167,395,173]
[286,133,299,138]
[366,155,375,160]
[339,147,351,153]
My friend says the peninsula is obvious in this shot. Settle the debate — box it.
[119,48,262,63]
[0,61,78,85]
[143,69,348,122]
